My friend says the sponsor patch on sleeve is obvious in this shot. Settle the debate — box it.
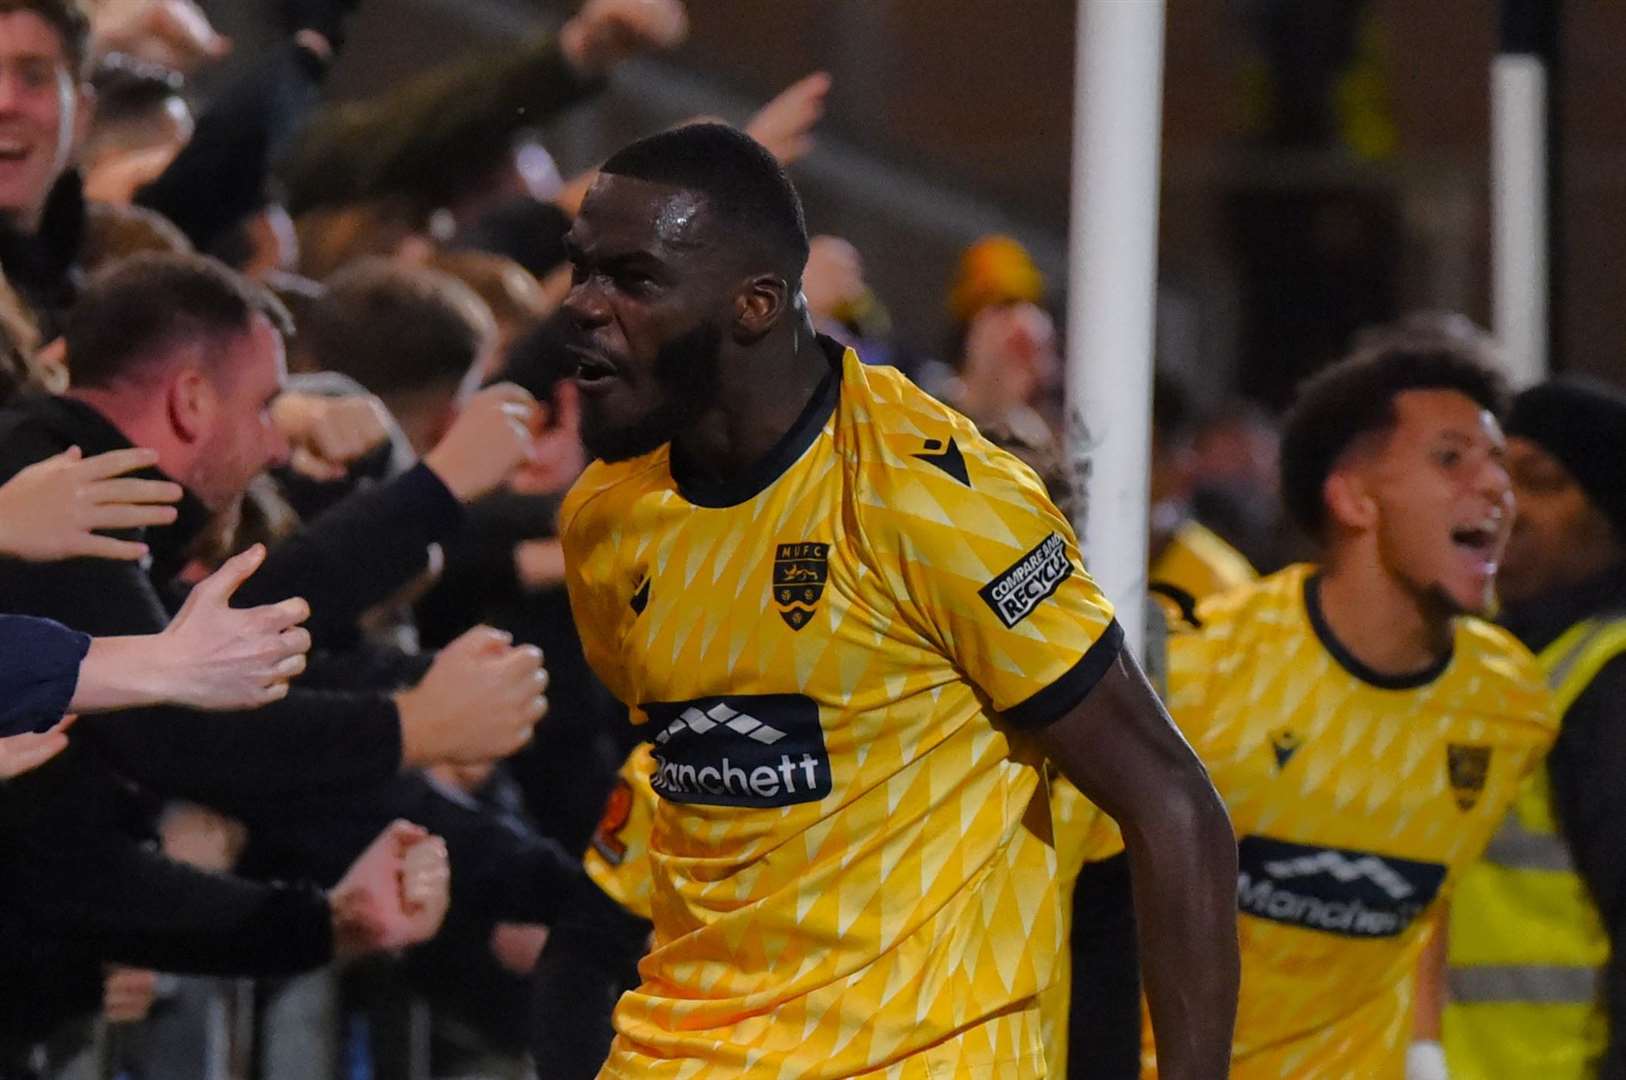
[978,532,1075,629]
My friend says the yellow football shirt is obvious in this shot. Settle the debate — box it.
[586,742,661,922]
[561,340,1120,1079]
[1142,564,1556,1079]
[1149,519,1256,622]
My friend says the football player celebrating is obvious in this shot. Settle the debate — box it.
[1142,328,1557,1078]
[550,123,1239,1079]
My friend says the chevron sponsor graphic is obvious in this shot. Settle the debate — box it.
[1236,835,1446,938]
[979,532,1074,629]
[645,694,830,808]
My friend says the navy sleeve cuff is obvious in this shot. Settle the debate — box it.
[0,615,92,737]
[1001,619,1126,730]
[398,461,466,541]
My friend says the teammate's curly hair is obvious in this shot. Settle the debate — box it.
[1280,321,1510,539]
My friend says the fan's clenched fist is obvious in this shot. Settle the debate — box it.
[423,384,540,503]
[329,821,451,957]
[395,626,548,766]
[561,0,688,77]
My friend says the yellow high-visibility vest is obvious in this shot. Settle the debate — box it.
[1443,615,1626,1079]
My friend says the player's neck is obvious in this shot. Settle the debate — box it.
[1316,557,1454,678]
[672,333,831,489]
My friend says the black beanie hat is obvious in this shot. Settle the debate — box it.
[1505,378,1626,538]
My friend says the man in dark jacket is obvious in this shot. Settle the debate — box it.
[0,253,549,1041]
[1438,378,1626,1079]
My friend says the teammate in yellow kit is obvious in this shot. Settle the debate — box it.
[546,124,1238,1079]
[1137,330,1557,1078]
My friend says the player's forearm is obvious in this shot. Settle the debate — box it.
[1412,909,1447,1040]
[1123,766,1239,1080]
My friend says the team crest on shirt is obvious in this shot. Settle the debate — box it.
[772,542,829,630]
[1446,744,1492,810]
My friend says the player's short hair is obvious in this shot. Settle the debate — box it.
[0,0,91,78]
[304,258,494,397]
[1280,322,1510,538]
[599,123,810,283]
[67,253,292,389]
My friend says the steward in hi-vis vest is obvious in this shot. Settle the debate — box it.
[1443,379,1626,1080]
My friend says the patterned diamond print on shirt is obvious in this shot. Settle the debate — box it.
[655,703,788,746]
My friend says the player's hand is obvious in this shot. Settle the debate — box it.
[272,392,394,482]
[102,967,159,1024]
[801,236,866,320]
[744,71,831,166]
[329,821,451,956]
[0,447,181,562]
[395,627,548,766]
[90,0,231,71]
[507,387,587,496]
[489,922,550,975]
[155,545,311,709]
[422,384,540,503]
[160,802,248,872]
[560,0,688,77]
[282,0,361,56]
[83,144,181,204]
[1406,1041,1449,1080]
[0,716,74,780]
[514,539,567,590]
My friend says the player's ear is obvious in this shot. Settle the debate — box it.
[1324,466,1378,533]
[733,274,790,344]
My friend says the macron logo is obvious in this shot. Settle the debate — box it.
[1262,851,1416,901]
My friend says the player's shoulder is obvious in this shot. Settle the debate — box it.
[1184,563,1309,636]
[836,352,1056,518]
[559,449,670,541]
[1168,522,1257,586]
[1453,616,1556,729]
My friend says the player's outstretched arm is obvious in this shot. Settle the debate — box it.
[1036,648,1239,1080]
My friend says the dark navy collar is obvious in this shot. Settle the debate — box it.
[670,335,845,509]
[1304,572,1454,690]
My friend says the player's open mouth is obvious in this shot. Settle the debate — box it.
[568,346,620,387]
[1449,517,1503,576]
[1449,521,1498,554]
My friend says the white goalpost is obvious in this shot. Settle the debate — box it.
[1065,0,1167,656]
